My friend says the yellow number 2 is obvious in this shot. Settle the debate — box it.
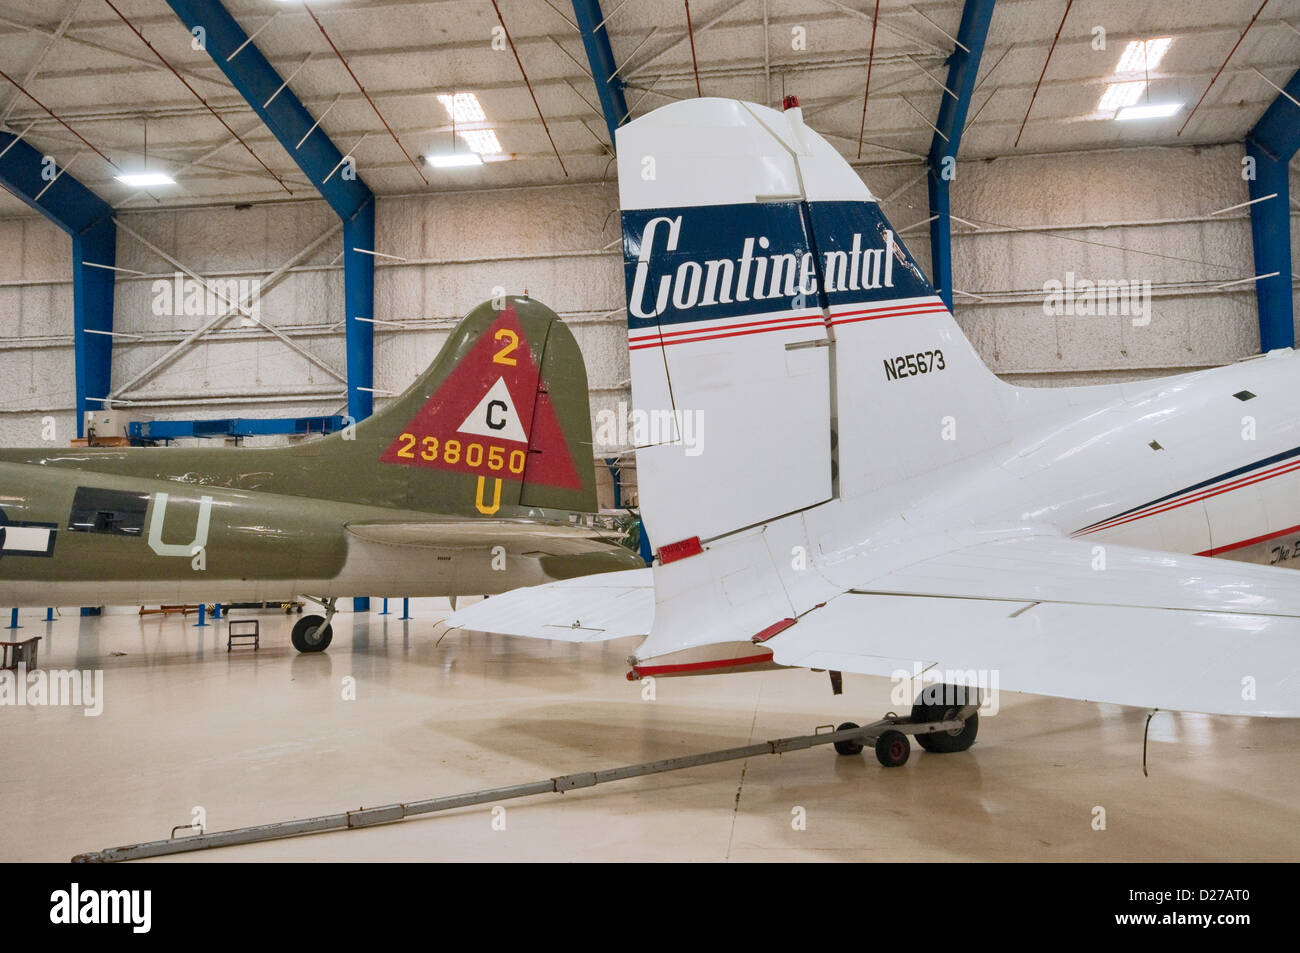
[493,328,519,366]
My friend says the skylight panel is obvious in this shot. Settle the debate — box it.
[1097,81,1147,111]
[1115,37,1172,75]
[458,129,502,155]
[437,93,487,123]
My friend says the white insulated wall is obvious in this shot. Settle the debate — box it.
[0,146,1296,452]
[0,217,76,447]
[0,181,629,451]
[872,144,1300,386]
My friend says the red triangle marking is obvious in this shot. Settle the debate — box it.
[379,307,582,491]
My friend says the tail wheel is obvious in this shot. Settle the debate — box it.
[833,722,864,756]
[291,614,333,653]
[912,684,979,753]
[874,730,910,767]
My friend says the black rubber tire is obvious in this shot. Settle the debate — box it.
[291,614,332,653]
[912,684,979,753]
[875,730,910,767]
[833,721,864,756]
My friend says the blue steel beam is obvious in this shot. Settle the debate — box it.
[572,0,630,146]
[1245,67,1300,352]
[0,133,115,437]
[165,0,375,421]
[129,415,346,441]
[925,0,996,312]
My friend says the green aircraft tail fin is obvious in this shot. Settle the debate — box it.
[348,296,598,516]
[0,297,599,520]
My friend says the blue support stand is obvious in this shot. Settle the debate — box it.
[605,457,622,508]
[379,598,391,616]
[6,608,20,630]
[193,604,208,628]
[399,598,412,621]
[44,608,55,622]
[212,603,222,619]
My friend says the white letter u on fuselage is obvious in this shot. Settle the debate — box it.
[148,492,213,558]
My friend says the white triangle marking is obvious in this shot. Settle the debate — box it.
[457,377,528,443]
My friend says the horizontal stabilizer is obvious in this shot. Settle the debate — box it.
[758,533,1300,717]
[444,568,653,642]
[346,518,624,554]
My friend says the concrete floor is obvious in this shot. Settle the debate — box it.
[2,605,1298,862]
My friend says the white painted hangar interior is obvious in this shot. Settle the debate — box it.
[1,0,1298,862]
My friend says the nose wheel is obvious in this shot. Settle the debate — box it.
[291,615,332,652]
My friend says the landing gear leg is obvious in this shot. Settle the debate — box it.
[291,597,336,653]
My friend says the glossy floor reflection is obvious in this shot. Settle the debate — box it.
[2,607,1297,862]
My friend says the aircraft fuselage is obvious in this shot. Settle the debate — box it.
[0,457,605,606]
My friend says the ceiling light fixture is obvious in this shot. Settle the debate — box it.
[116,171,176,187]
[118,117,176,189]
[1115,102,1182,121]
[425,153,483,168]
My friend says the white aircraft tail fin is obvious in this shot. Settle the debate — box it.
[616,98,1013,559]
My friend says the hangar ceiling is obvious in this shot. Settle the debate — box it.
[0,0,1296,217]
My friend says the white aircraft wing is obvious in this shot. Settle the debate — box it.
[858,533,1300,616]
[765,535,1300,717]
[443,532,1300,715]
[444,568,653,643]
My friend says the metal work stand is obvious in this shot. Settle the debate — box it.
[1,636,40,671]
[226,620,260,652]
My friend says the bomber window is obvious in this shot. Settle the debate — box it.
[67,487,149,537]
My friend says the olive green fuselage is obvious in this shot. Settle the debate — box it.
[0,452,638,607]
